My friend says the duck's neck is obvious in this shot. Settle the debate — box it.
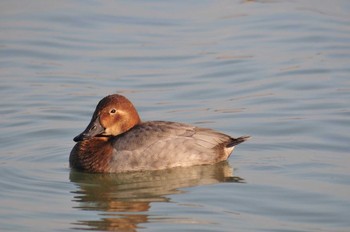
[124,111,141,132]
[69,137,114,173]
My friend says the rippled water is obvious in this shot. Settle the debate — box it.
[1,0,350,231]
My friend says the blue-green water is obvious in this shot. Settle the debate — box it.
[1,1,350,231]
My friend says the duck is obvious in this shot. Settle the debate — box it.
[70,94,250,173]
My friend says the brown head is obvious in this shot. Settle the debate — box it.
[73,94,141,142]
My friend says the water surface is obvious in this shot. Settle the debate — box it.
[1,0,350,231]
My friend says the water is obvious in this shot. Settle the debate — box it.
[1,0,350,231]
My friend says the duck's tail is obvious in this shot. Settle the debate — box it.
[227,136,251,147]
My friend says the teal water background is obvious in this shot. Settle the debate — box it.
[1,1,350,231]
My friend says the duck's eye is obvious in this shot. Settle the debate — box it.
[110,109,117,114]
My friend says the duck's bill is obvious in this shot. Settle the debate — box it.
[73,117,105,142]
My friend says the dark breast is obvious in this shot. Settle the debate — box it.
[69,138,114,173]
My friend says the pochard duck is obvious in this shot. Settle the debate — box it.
[70,94,250,173]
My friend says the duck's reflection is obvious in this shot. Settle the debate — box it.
[70,161,244,231]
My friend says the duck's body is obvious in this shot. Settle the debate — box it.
[70,94,249,173]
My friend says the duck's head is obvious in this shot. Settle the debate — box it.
[73,94,141,142]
